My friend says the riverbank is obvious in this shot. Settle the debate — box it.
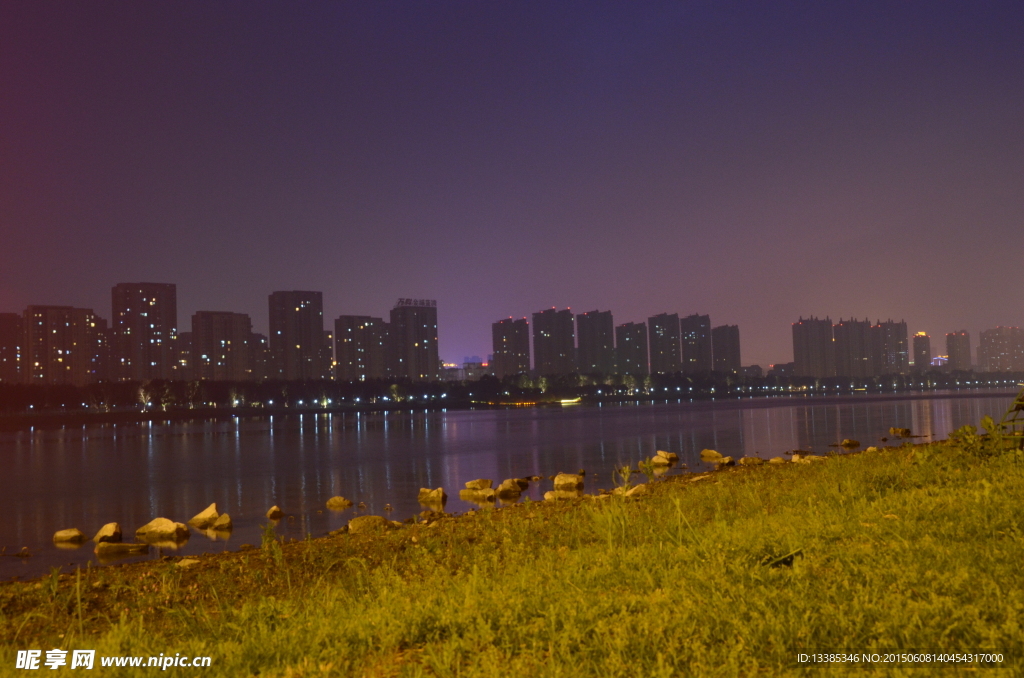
[1,427,1021,675]
[0,387,1017,433]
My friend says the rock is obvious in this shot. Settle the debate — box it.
[700,449,723,460]
[650,455,672,466]
[625,483,648,497]
[528,475,542,482]
[739,456,765,466]
[865,446,880,453]
[418,488,447,505]
[768,457,787,464]
[266,506,284,520]
[53,528,87,544]
[326,496,354,511]
[348,515,390,534]
[889,427,912,438]
[177,558,200,568]
[840,439,860,448]
[136,518,190,542]
[389,520,404,528]
[544,490,582,501]
[553,473,584,490]
[188,503,219,529]
[459,488,496,505]
[655,450,679,462]
[804,454,827,462]
[496,479,523,496]
[212,513,233,530]
[712,456,735,466]
[94,542,148,557]
[92,523,122,543]
[464,479,493,490]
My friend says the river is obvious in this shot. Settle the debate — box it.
[0,389,1015,579]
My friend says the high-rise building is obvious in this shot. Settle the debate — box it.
[978,327,1024,372]
[268,291,326,381]
[833,318,873,378]
[335,316,388,382]
[0,313,24,383]
[175,331,194,381]
[871,319,909,375]
[22,306,104,386]
[946,331,972,371]
[111,283,178,381]
[532,308,576,376]
[912,332,932,372]
[575,310,615,375]
[648,313,681,374]
[792,316,835,378]
[322,330,335,380]
[389,299,439,382]
[710,324,740,373]
[615,322,648,376]
[191,311,254,381]
[250,333,270,382]
[491,318,530,378]
[680,314,712,373]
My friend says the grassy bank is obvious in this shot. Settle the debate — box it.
[1,431,1022,676]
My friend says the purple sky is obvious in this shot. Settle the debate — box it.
[2,1,1022,367]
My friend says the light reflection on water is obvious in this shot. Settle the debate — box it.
[0,390,1014,579]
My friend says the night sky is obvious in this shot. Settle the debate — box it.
[2,1,1022,367]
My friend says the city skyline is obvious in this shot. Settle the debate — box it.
[4,278,1023,385]
[2,3,1023,367]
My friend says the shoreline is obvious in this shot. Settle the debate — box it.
[0,387,1016,433]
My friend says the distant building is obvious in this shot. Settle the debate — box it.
[491,317,530,378]
[710,324,740,373]
[175,331,193,380]
[250,333,270,381]
[912,332,932,372]
[0,313,24,383]
[768,362,795,377]
[946,331,972,371]
[648,313,681,374]
[575,310,615,374]
[191,311,255,381]
[615,322,648,375]
[532,308,575,376]
[268,291,326,381]
[335,316,388,382]
[322,330,335,380]
[389,299,439,382]
[740,365,763,378]
[680,314,712,373]
[462,361,493,381]
[111,283,178,381]
[22,306,104,386]
[792,316,835,378]
[978,327,1024,372]
[833,318,873,378]
[871,319,909,375]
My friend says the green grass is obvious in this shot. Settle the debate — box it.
[1,434,1022,676]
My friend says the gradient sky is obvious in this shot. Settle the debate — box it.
[2,1,1022,367]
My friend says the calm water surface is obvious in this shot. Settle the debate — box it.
[0,390,1015,579]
